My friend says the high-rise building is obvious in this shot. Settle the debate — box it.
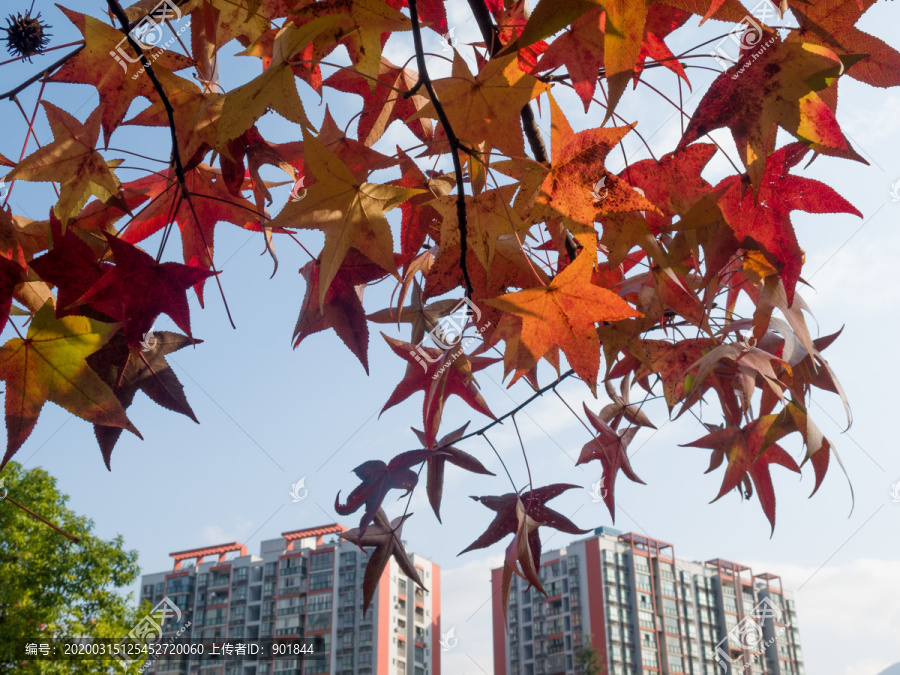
[491,527,804,675]
[138,523,440,675]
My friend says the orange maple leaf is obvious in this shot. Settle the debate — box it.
[7,103,121,227]
[411,52,550,159]
[502,94,659,235]
[486,236,642,393]
[48,7,195,146]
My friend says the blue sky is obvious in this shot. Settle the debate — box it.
[1,1,899,673]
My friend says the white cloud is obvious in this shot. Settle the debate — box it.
[846,659,894,675]
[805,232,900,315]
[200,517,253,546]
[743,558,900,675]
[441,555,504,675]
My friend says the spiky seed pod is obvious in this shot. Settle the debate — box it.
[2,11,52,63]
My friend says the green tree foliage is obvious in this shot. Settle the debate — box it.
[0,461,148,673]
[575,635,606,675]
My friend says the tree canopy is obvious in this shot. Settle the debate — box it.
[0,461,147,673]
[0,0,896,621]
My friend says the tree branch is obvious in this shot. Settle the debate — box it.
[2,495,80,544]
[0,45,85,101]
[408,0,474,298]
[105,0,188,198]
[464,0,578,264]
[458,368,576,444]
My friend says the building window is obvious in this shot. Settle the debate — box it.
[307,593,332,613]
[309,572,333,591]
[641,650,658,668]
[309,551,334,571]
[307,613,331,632]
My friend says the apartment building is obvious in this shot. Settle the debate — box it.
[139,523,440,675]
[491,527,804,675]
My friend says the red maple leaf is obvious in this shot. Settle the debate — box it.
[0,256,24,335]
[619,143,718,234]
[533,6,606,111]
[715,142,862,304]
[324,59,433,146]
[29,218,114,318]
[120,165,265,302]
[576,403,646,520]
[683,416,801,533]
[633,5,692,87]
[381,335,498,449]
[76,234,215,345]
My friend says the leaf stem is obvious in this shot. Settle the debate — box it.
[482,433,517,492]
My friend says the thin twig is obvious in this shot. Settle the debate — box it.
[457,369,576,444]
[511,415,533,499]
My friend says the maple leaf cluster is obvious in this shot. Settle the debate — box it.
[0,0,894,618]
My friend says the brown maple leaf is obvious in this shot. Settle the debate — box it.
[341,508,425,615]
[411,423,495,522]
[294,250,405,373]
[335,449,446,535]
[87,330,200,468]
[576,403,646,520]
